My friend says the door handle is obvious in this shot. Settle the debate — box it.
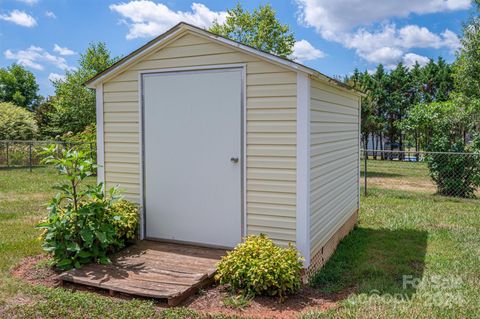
[230,157,239,163]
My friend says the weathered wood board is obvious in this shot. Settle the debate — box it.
[59,241,226,306]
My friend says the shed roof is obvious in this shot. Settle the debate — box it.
[85,22,363,96]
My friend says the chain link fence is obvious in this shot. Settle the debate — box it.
[361,150,480,198]
[0,140,96,171]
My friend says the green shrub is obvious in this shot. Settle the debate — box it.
[107,200,139,241]
[215,234,303,301]
[37,145,139,269]
[61,124,96,145]
[426,137,480,198]
[0,102,38,140]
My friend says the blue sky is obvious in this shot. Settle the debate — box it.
[0,0,473,96]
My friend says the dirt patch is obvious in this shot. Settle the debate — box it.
[11,255,354,318]
[368,177,436,193]
[11,255,60,288]
[11,255,136,299]
[184,285,353,319]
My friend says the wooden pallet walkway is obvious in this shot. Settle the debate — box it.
[58,241,226,306]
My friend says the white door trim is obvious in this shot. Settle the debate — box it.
[296,72,311,267]
[137,64,247,243]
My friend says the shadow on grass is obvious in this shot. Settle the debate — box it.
[310,227,427,298]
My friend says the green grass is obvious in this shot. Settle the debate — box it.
[222,294,253,310]
[0,167,479,318]
[309,187,480,318]
[361,159,431,180]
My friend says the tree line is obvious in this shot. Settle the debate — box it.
[347,58,454,152]
[347,2,480,155]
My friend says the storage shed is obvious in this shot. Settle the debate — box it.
[86,22,362,274]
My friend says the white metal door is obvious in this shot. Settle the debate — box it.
[142,68,242,248]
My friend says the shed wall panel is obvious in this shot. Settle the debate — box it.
[309,77,360,258]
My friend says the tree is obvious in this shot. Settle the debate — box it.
[345,69,378,150]
[0,64,40,109]
[0,102,38,140]
[422,57,453,103]
[402,101,466,148]
[349,57,457,155]
[35,97,57,138]
[453,8,480,133]
[386,62,411,152]
[47,42,120,135]
[209,3,295,58]
[371,64,390,154]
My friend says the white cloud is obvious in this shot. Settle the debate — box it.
[4,46,75,71]
[0,10,37,27]
[296,0,470,37]
[45,11,56,19]
[403,53,430,68]
[296,0,466,66]
[296,1,463,66]
[339,24,460,65]
[365,47,404,67]
[398,25,443,48]
[109,1,227,39]
[48,72,66,82]
[53,44,76,56]
[292,39,325,62]
[441,29,461,51]
[16,0,39,5]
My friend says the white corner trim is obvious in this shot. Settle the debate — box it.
[137,72,145,240]
[241,65,248,239]
[296,72,311,267]
[95,83,105,185]
[358,97,362,210]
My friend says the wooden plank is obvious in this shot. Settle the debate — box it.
[59,241,225,305]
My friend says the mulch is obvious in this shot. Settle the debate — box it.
[11,255,353,318]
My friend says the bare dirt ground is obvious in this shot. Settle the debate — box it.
[184,284,349,319]
[11,255,59,288]
[11,255,352,319]
[367,177,436,193]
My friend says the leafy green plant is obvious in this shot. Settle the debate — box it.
[61,124,97,172]
[0,102,38,140]
[222,293,252,310]
[215,234,303,301]
[0,64,40,109]
[107,200,139,241]
[36,145,139,269]
[209,3,295,58]
[426,137,480,198]
[62,124,96,145]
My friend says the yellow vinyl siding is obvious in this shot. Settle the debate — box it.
[102,31,297,244]
[309,77,360,256]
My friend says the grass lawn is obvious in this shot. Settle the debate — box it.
[0,167,479,318]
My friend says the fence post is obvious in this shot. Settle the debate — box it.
[6,142,9,168]
[29,142,33,172]
[364,149,368,196]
